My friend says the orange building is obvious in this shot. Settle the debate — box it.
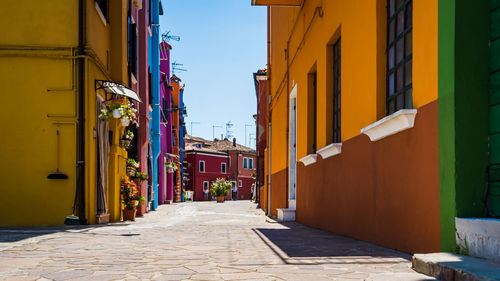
[170,75,183,202]
[253,0,440,253]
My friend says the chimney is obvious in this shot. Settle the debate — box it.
[233,138,236,147]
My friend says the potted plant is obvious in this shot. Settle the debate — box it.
[210,178,231,203]
[120,176,146,221]
[126,159,140,177]
[98,99,137,127]
[133,172,148,185]
[166,161,178,173]
[99,100,121,120]
[120,130,134,149]
[119,100,137,127]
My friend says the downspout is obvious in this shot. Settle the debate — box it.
[194,152,197,200]
[179,88,184,202]
[77,0,87,224]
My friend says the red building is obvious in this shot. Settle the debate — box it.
[211,138,256,201]
[184,135,256,201]
[184,140,230,201]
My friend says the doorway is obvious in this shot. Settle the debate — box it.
[96,95,110,224]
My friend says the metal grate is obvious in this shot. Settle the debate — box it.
[333,38,341,143]
[387,0,413,115]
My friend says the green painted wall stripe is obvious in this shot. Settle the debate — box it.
[438,0,489,251]
[438,0,457,252]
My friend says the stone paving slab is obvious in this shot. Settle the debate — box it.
[0,201,435,280]
[413,253,500,281]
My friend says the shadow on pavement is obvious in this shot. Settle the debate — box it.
[0,223,138,243]
[253,222,412,264]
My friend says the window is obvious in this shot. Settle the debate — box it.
[203,181,209,194]
[95,0,109,21]
[249,158,254,170]
[387,0,413,115]
[221,163,227,173]
[199,160,205,173]
[162,97,167,123]
[308,70,318,154]
[239,180,242,187]
[332,38,341,143]
[127,17,137,79]
[243,157,248,169]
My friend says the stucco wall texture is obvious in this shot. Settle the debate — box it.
[296,101,440,253]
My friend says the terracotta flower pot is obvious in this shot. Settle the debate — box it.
[123,208,137,221]
[216,196,225,203]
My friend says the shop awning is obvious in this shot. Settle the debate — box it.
[96,80,142,102]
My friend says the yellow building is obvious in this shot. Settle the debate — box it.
[0,0,138,225]
[254,0,441,253]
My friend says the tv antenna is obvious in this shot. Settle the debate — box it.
[172,61,187,75]
[225,121,234,140]
[161,31,180,42]
[172,61,187,74]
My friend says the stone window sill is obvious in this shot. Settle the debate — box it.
[361,109,418,141]
[299,154,317,166]
[317,143,342,159]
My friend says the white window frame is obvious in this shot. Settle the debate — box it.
[199,160,205,173]
[221,162,227,173]
[239,180,242,187]
[203,181,209,194]
[249,158,254,170]
[243,157,248,169]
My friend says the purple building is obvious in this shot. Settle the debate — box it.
[159,41,174,204]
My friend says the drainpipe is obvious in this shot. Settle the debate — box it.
[179,87,184,202]
[76,0,87,224]
[151,0,160,210]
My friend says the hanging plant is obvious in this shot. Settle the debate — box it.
[126,159,140,177]
[166,162,178,173]
[99,99,137,126]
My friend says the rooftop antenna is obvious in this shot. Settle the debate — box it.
[212,125,223,140]
[225,121,234,140]
[172,61,187,75]
[245,124,253,147]
[161,31,180,42]
[190,121,200,136]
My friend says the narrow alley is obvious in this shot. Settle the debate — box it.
[0,201,433,281]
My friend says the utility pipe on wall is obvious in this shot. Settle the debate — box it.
[76,0,87,224]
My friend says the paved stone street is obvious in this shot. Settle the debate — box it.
[0,201,435,281]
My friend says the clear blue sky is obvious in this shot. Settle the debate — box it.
[159,0,267,148]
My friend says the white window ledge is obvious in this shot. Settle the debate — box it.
[361,109,417,141]
[299,154,317,166]
[317,143,342,159]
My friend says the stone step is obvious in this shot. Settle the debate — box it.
[277,208,295,222]
[412,253,500,281]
